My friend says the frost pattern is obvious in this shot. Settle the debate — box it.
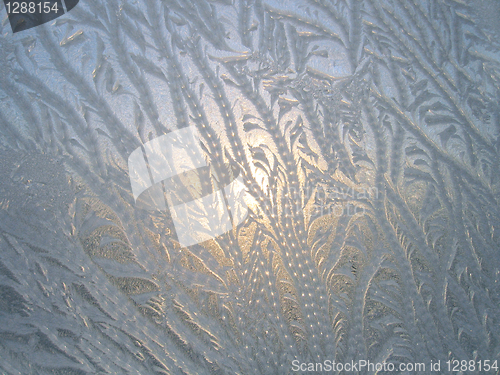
[0,0,499,374]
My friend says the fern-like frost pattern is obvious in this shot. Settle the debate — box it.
[0,0,499,373]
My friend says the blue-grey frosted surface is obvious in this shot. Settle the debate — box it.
[0,0,499,374]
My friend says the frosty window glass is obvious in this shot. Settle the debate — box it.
[0,0,499,373]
